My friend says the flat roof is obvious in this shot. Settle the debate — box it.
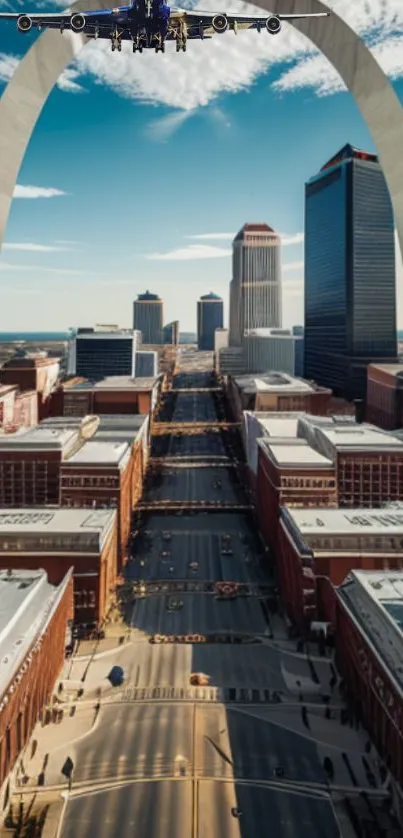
[338,570,403,696]
[235,373,315,394]
[368,363,403,378]
[40,415,99,427]
[93,376,158,390]
[66,440,130,467]
[0,568,71,697]
[245,412,304,438]
[97,414,147,430]
[76,332,137,340]
[283,507,403,536]
[299,415,403,452]
[0,426,79,451]
[0,508,116,552]
[263,442,333,468]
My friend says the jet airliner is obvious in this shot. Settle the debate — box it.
[0,1,330,53]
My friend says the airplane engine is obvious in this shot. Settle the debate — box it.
[266,15,281,33]
[212,13,228,32]
[17,14,32,31]
[70,12,86,31]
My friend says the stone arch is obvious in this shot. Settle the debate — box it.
[0,0,402,257]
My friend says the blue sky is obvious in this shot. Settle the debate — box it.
[0,0,402,332]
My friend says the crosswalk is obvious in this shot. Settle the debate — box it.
[118,686,284,703]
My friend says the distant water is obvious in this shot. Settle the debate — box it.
[0,331,73,342]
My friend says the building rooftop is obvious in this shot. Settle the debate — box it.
[338,570,403,697]
[299,416,403,453]
[233,223,277,242]
[137,290,161,301]
[0,385,17,397]
[261,441,333,469]
[75,331,137,341]
[93,376,158,390]
[0,568,72,698]
[0,426,79,451]
[244,328,299,339]
[245,411,305,438]
[235,372,316,394]
[0,508,116,552]
[283,507,403,536]
[199,292,223,301]
[368,363,403,378]
[66,440,130,467]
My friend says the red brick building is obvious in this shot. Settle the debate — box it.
[0,567,73,805]
[298,416,403,507]
[277,506,403,633]
[336,570,403,791]
[366,363,403,430]
[0,353,61,421]
[61,440,132,570]
[227,373,332,421]
[0,386,37,432]
[61,376,159,418]
[256,439,337,554]
[0,427,82,506]
[0,508,117,626]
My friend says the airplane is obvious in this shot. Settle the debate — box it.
[0,1,330,54]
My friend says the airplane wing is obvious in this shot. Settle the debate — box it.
[0,8,119,33]
[182,8,330,35]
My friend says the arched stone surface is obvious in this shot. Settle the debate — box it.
[0,0,402,258]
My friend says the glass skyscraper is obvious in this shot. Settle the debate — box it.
[197,293,224,351]
[304,144,397,400]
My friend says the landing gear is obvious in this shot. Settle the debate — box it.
[110,28,122,52]
[176,35,186,52]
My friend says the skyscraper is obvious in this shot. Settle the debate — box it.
[229,223,281,346]
[133,291,163,345]
[304,144,397,400]
[197,293,224,351]
[163,321,180,345]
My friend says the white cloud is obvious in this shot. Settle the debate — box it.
[57,67,86,93]
[13,184,68,199]
[282,260,304,272]
[186,231,304,243]
[0,262,91,275]
[3,242,72,252]
[145,110,194,141]
[0,51,18,82]
[146,243,232,261]
[62,0,403,112]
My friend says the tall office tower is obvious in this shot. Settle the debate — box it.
[197,293,224,351]
[230,223,281,346]
[304,144,397,401]
[74,329,141,380]
[133,291,163,345]
[163,321,180,345]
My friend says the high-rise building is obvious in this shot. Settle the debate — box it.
[133,291,163,345]
[197,293,224,351]
[73,329,141,380]
[230,223,281,346]
[163,321,179,345]
[304,144,397,401]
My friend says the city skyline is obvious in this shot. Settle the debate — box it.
[0,0,402,331]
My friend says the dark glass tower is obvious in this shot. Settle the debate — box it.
[304,144,397,400]
[197,293,224,351]
[133,291,163,345]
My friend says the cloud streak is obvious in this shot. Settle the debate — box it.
[13,185,68,199]
[146,243,232,261]
[187,231,304,244]
[3,242,73,252]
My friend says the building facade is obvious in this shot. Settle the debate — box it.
[230,223,282,346]
[0,508,118,627]
[133,291,163,345]
[135,351,158,378]
[277,507,403,632]
[163,321,179,345]
[304,144,397,400]
[0,568,73,803]
[197,293,224,351]
[366,363,403,429]
[336,570,403,790]
[243,328,304,376]
[0,427,81,506]
[227,373,332,419]
[73,330,140,380]
[257,439,337,554]
[62,376,159,417]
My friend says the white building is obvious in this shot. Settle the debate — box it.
[243,328,304,376]
[214,328,229,352]
[230,223,282,346]
[70,329,141,379]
